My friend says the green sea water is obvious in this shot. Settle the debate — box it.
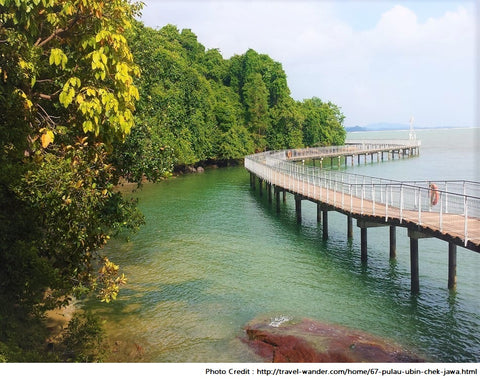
[92,128,480,362]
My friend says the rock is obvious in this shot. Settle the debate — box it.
[45,299,77,336]
[243,317,424,363]
[196,166,205,173]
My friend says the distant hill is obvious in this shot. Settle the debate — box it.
[345,126,367,132]
[345,122,465,132]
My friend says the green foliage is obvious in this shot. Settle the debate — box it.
[267,98,305,150]
[0,0,144,361]
[243,73,270,139]
[60,311,106,362]
[112,119,177,183]
[120,23,217,166]
[218,124,255,160]
[300,97,346,146]
[1,4,347,360]
[123,23,346,166]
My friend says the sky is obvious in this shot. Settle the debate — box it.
[138,0,478,128]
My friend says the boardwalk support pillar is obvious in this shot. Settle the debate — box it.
[318,203,332,240]
[448,242,457,290]
[410,237,419,294]
[408,230,432,294]
[322,210,328,240]
[295,195,302,223]
[389,225,396,259]
[357,220,384,263]
[317,203,322,223]
[258,178,263,196]
[347,215,353,239]
[274,186,281,213]
[360,227,368,262]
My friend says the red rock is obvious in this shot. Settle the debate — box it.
[243,317,424,363]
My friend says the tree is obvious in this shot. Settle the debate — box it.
[218,124,255,160]
[201,48,228,83]
[0,0,143,360]
[300,97,346,146]
[267,98,304,150]
[243,72,269,149]
[121,23,220,166]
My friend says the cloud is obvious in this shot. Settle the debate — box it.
[348,5,475,126]
[284,4,475,127]
[140,1,476,127]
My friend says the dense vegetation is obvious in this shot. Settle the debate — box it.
[115,22,346,182]
[0,0,143,361]
[0,1,345,362]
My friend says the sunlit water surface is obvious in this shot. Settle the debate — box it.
[92,128,480,362]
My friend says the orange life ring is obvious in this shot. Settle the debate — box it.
[287,151,292,159]
[429,183,439,206]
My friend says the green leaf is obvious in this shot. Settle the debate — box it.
[49,48,68,69]
[83,120,93,133]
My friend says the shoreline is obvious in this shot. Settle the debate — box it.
[115,158,243,190]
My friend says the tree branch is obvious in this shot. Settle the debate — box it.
[35,28,65,48]
[34,12,82,48]
[36,103,57,127]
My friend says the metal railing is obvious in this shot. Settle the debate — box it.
[245,144,480,247]
[279,140,420,161]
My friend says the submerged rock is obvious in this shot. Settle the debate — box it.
[243,317,424,363]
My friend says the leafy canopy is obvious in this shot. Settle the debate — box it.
[0,0,140,141]
[0,0,144,361]
[120,23,346,172]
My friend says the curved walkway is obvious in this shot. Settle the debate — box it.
[245,141,480,292]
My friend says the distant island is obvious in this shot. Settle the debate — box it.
[345,123,473,132]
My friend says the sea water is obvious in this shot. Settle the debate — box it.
[93,128,479,362]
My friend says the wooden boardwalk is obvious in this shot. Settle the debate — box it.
[283,173,480,250]
[245,141,480,292]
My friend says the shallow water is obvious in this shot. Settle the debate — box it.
[92,128,480,362]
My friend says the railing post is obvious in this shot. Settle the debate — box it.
[275,163,278,187]
[361,184,364,214]
[297,164,300,194]
[319,172,322,200]
[302,165,305,196]
[385,185,389,221]
[418,188,422,225]
[313,170,316,200]
[326,173,330,203]
[294,164,297,193]
[372,184,375,215]
[334,180,337,206]
[350,184,353,213]
[400,184,404,222]
[439,191,443,232]
[390,186,393,207]
[464,195,468,246]
[445,183,448,213]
